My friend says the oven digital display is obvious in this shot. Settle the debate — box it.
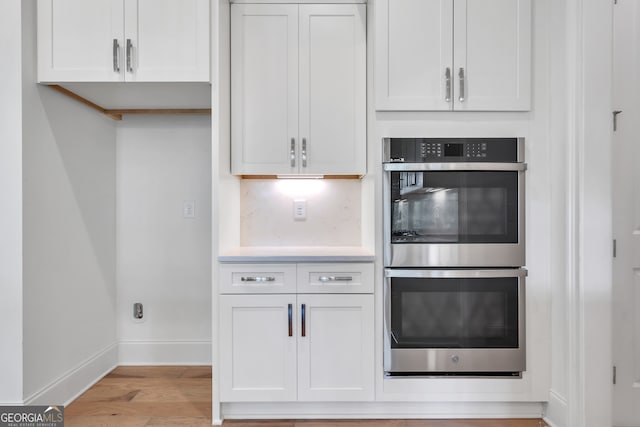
[444,143,463,157]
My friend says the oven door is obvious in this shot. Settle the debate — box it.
[383,163,526,267]
[384,268,526,375]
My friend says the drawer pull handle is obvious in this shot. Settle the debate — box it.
[288,303,293,337]
[301,303,306,337]
[240,276,276,282]
[318,276,353,282]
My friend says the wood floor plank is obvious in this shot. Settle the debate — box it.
[65,367,547,427]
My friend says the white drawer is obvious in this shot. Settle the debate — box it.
[296,263,374,294]
[219,263,296,294]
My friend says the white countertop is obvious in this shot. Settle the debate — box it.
[218,246,375,262]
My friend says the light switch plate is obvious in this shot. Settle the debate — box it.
[183,200,196,218]
[293,199,307,220]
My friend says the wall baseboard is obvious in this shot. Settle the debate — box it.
[118,340,211,365]
[543,389,568,427]
[23,342,118,406]
[222,401,545,420]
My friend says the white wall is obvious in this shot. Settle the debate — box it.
[117,115,212,365]
[0,0,24,405]
[21,0,118,404]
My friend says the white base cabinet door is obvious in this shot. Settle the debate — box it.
[297,294,374,401]
[219,294,374,402]
[219,295,297,402]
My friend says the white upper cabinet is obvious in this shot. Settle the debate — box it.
[375,0,531,111]
[231,3,366,176]
[37,0,210,83]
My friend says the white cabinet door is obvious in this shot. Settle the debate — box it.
[297,294,374,401]
[124,0,210,82]
[374,0,453,111]
[374,0,530,112]
[37,0,209,83]
[219,295,297,402]
[231,4,366,176]
[299,4,366,175]
[453,0,531,111]
[231,4,299,175]
[37,0,124,82]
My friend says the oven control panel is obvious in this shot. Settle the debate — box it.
[385,137,523,163]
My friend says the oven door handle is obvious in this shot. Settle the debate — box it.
[383,162,527,172]
[385,268,528,279]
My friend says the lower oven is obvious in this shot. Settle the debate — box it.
[384,268,526,376]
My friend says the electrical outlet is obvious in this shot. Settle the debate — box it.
[293,199,307,220]
[133,302,143,320]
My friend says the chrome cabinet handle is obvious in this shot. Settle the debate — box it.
[301,304,306,337]
[302,138,307,168]
[458,67,465,102]
[290,138,296,167]
[287,303,293,337]
[113,39,120,72]
[126,38,133,72]
[240,276,276,282]
[318,276,353,282]
[445,67,451,102]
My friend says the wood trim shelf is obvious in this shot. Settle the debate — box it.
[47,85,212,121]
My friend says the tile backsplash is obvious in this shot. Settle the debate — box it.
[240,179,361,246]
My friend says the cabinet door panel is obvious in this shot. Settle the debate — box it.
[297,294,374,401]
[220,295,297,402]
[125,0,209,82]
[299,4,366,175]
[231,4,299,175]
[37,0,124,82]
[453,0,531,111]
[375,0,453,111]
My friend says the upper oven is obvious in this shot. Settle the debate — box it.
[383,137,527,268]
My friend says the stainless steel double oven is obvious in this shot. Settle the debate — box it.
[383,137,527,376]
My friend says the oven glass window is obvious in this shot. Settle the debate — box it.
[390,171,518,243]
[389,277,519,348]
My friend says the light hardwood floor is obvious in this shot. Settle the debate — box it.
[65,367,548,427]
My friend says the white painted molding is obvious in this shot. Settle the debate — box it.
[563,0,614,426]
[118,340,212,365]
[221,401,545,420]
[543,389,568,427]
[23,342,118,406]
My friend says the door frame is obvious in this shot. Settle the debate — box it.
[549,0,614,426]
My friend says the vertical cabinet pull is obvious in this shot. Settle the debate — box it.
[126,39,133,73]
[445,67,451,102]
[301,303,306,337]
[302,138,307,168]
[290,138,296,167]
[113,39,120,72]
[287,303,292,337]
[458,67,465,102]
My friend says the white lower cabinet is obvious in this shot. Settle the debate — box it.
[220,294,297,402]
[219,263,374,402]
[297,294,374,401]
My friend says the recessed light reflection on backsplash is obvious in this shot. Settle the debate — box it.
[275,179,326,197]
